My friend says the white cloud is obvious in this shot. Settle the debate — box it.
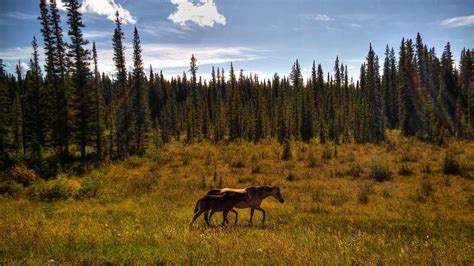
[54,0,136,24]
[94,43,264,75]
[83,30,112,39]
[440,15,474,28]
[303,14,334,22]
[168,0,226,27]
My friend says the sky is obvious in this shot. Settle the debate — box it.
[0,0,473,81]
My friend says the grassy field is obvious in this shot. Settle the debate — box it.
[1,133,474,264]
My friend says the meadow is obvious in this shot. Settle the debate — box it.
[1,132,474,264]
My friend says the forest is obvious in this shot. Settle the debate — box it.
[0,0,473,178]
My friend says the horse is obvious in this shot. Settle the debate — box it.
[189,192,251,228]
[207,186,284,224]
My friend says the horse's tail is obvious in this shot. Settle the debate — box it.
[207,188,221,195]
[194,199,201,214]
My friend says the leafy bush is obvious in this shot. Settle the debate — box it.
[442,150,461,175]
[129,173,159,194]
[76,173,104,200]
[398,164,412,176]
[370,162,392,182]
[4,166,39,186]
[0,181,23,197]
[28,179,72,202]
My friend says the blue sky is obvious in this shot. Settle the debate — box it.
[0,0,473,80]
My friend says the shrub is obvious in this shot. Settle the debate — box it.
[286,171,297,182]
[347,163,363,178]
[329,192,349,206]
[231,158,245,168]
[442,150,461,175]
[322,145,332,160]
[421,163,432,174]
[0,181,23,197]
[129,174,159,194]
[251,164,263,174]
[382,187,392,198]
[415,178,434,203]
[398,164,412,176]
[307,152,318,168]
[4,166,39,186]
[370,162,392,182]
[28,179,72,202]
[311,187,324,203]
[76,174,104,200]
[282,140,292,161]
[357,184,375,204]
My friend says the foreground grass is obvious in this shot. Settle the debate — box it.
[1,135,474,264]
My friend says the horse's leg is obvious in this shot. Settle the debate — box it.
[222,210,229,225]
[255,206,266,224]
[204,210,210,226]
[250,208,255,224]
[208,210,216,224]
[230,209,238,224]
[189,210,204,228]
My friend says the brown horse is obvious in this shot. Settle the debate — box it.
[207,186,284,224]
[189,192,250,228]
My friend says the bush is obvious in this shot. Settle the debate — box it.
[421,163,432,174]
[129,174,159,194]
[329,192,349,206]
[0,181,23,197]
[286,171,297,182]
[442,150,461,175]
[347,163,363,178]
[398,164,412,176]
[311,187,324,203]
[28,179,72,202]
[76,173,104,200]
[370,162,393,182]
[357,184,374,204]
[4,166,39,186]
[307,152,318,168]
[322,145,332,160]
[251,164,263,174]
[231,158,245,168]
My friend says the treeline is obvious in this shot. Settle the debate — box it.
[0,0,473,177]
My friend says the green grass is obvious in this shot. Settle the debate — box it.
[1,136,474,264]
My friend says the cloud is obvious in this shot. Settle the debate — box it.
[83,30,112,39]
[168,0,226,27]
[140,22,194,38]
[440,15,474,28]
[54,0,136,24]
[93,42,265,75]
[302,14,334,22]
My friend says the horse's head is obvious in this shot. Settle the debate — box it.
[269,186,285,203]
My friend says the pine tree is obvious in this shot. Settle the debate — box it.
[131,27,149,155]
[66,0,92,163]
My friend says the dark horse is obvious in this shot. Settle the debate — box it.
[189,192,250,228]
[207,186,285,224]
